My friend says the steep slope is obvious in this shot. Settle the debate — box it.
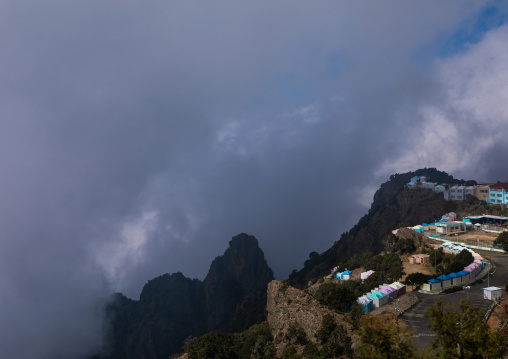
[204,233,274,331]
[288,169,503,288]
[266,280,359,353]
[99,233,274,359]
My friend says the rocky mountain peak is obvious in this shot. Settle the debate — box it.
[101,233,274,359]
[203,233,274,330]
[204,233,274,292]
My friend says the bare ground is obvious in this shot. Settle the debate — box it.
[487,295,508,331]
[401,258,433,285]
[452,231,498,244]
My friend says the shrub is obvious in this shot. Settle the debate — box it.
[442,286,462,294]
[287,322,308,345]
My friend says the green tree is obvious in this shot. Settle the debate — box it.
[313,283,357,312]
[447,250,474,273]
[315,314,351,358]
[425,298,503,358]
[355,317,420,359]
[287,322,308,345]
[404,272,433,286]
[281,346,302,359]
[494,232,508,251]
[184,332,237,359]
[428,247,445,268]
[350,302,364,330]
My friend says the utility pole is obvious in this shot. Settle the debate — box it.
[488,254,491,287]
[433,247,437,274]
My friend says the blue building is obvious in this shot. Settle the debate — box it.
[487,183,508,205]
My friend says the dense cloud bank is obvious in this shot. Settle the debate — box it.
[0,1,507,357]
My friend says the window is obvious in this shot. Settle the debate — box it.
[451,189,455,192]
[498,194,502,197]
[498,200,502,203]
[451,195,456,199]
[457,196,462,199]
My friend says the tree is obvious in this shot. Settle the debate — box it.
[494,232,508,252]
[315,314,351,358]
[425,298,503,358]
[404,272,433,286]
[428,247,445,268]
[286,322,308,345]
[447,249,474,273]
[184,332,237,359]
[356,317,420,359]
[313,282,358,312]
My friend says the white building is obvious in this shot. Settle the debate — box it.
[483,287,502,300]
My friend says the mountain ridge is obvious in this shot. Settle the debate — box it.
[97,233,274,359]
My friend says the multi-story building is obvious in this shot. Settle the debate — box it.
[448,185,466,200]
[488,183,508,205]
[474,186,490,201]
[446,185,475,200]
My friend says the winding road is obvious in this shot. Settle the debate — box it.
[399,249,508,350]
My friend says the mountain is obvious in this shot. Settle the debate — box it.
[288,168,502,288]
[98,233,274,359]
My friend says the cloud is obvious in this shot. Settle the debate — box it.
[0,1,506,357]
[378,23,508,181]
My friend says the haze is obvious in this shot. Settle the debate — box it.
[1,1,508,357]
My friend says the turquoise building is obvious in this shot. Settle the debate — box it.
[487,183,508,205]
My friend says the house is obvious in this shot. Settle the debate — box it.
[360,270,375,280]
[409,254,429,264]
[442,212,457,221]
[463,215,508,226]
[447,272,465,285]
[422,182,436,190]
[436,221,467,235]
[421,278,441,292]
[411,225,425,233]
[367,291,389,308]
[435,185,446,195]
[410,176,422,184]
[389,282,406,297]
[334,270,352,280]
[483,287,503,300]
[436,275,453,289]
[441,242,466,254]
[488,183,508,205]
[463,263,481,279]
[357,296,374,313]
[449,185,466,200]
[379,285,397,301]
[474,186,490,201]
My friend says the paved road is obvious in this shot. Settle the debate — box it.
[399,249,508,351]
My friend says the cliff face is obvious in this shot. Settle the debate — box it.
[101,233,274,359]
[204,233,274,330]
[266,280,359,354]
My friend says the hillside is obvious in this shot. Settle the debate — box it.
[97,233,274,359]
[288,169,504,288]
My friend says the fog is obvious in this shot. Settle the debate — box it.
[0,1,507,357]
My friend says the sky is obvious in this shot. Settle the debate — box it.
[1,1,508,358]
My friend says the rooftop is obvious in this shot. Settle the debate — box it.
[490,182,508,190]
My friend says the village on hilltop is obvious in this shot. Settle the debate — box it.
[326,175,508,314]
[406,175,508,205]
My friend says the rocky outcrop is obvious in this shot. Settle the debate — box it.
[101,233,274,359]
[266,280,359,351]
[204,233,274,330]
[394,227,431,247]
